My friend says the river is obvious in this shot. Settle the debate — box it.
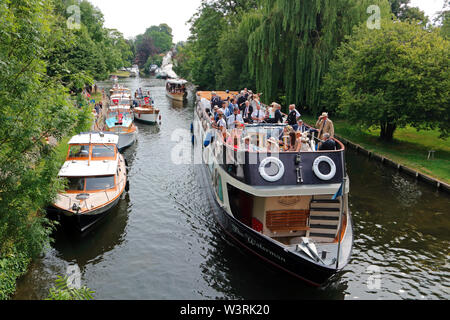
[13,77,450,300]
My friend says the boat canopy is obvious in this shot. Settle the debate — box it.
[69,132,118,145]
[58,159,118,177]
[166,79,187,85]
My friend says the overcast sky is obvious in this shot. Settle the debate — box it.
[89,0,445,42]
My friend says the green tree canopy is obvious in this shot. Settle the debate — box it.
[245,0,392,114]
[321,19,450,141]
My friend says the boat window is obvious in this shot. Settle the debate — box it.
[85,176,115,191]
[69,145,89,158]
[92,145,115,158]
[66,177,84,191]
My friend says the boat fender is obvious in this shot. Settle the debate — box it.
[190,122,193,133]
[259,157,285,182]
[125,180,130,192]
[204,131,212,147]
[312,156,336,180]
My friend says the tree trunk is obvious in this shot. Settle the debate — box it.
[380,122,397,141]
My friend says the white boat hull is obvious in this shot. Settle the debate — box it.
[133,111,159,124]
[118,129,138,150]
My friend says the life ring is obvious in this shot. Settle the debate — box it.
[259,157,285,182]
[313,156,336,180]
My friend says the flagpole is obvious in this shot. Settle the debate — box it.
[335,150,346,270]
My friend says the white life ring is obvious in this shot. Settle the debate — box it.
[313,156,336,180]
[259,157,285,182]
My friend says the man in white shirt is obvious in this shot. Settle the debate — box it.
[227,107,244,129]
[251,104,265,123]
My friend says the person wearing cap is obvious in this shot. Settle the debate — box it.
[211,91,222,109]
[295,119,308,133]
[315,112,334,140]
[227,107,244,129]
[318,133,336,151]
[286,104,301,126]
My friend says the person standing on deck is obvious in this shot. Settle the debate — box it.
[227,107,244,129]
[242,100,253,123]
[286,104,301,126]
[315,112,334,140]
[251,103,265,123]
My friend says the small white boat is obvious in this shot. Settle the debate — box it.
[133,90,161,124]
[166,79,188,101]
[49,132,128,232]
[105,106,138,150]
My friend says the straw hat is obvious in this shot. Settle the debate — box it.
[243,135,251,141]
[267,137,278,144]
[321,112,328,117]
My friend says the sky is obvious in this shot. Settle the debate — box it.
[89,0,446,42]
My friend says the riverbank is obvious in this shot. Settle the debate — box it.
[110,70,131,78]
[302,114,450,185]
[0,95,94,300]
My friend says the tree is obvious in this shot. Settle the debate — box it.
[388,0,429,24]
[246,0,391,114]
[321,20,450,141]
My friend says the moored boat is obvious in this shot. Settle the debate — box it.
[132,89,161,125]
[104,106,138,150]
[166,79,187,101]
[49,132,128,232]
[192,91,353,286]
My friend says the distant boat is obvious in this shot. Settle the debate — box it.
[106,85,138,150]
[156,71,168,79]
[48,132,128,232]
[149,64,158,75]
[166,79,188,101]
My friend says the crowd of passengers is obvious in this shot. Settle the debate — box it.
[206,89,337,152]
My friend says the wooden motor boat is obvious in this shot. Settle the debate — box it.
[166,79,188,101]
[133,90,161,125]
[192,91,353,286]
[49,132,128,232]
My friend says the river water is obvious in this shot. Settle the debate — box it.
[13,77,449,300]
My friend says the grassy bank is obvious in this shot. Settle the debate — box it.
[110,70,130,78]
[302,115,450,184]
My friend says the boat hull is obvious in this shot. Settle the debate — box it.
[195,155,343,286]
[118,128,138,150]
[47,193,122,233]
[133,111,159,124]
[166,91,186,101]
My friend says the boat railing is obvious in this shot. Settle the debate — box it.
[58,177,126,212]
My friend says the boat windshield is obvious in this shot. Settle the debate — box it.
[65,176,115,192]
[68,145,89,158]
[92,145,115,158]
[85,176,115,191]
[66,177,84,191]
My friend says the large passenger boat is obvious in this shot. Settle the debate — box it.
[166,79,188,101]
[192,91,353,286]
[49,132,128,232]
